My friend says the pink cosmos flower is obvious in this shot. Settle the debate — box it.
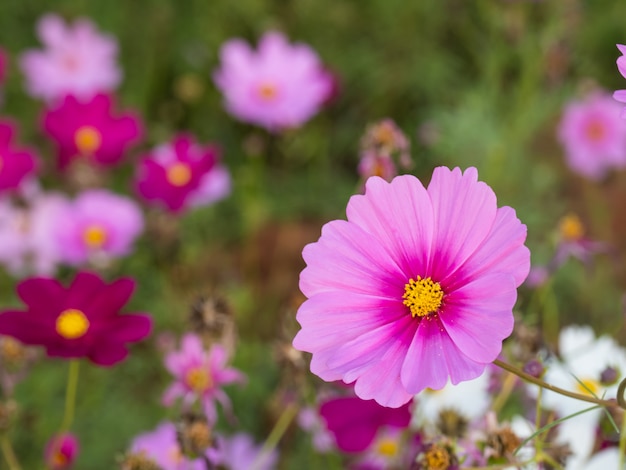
[0,271,152,366]
[20,14,121,102]
[211,433,278,470]
[293,167,530,407]
[214,31,332,131]
[319,396,411,452]
[130,422,205,470]
[0,120,38,192]
[557,92,626,180]
[136,134,230,213]
[0,190,66,277]
[614,44,626,117]
[44,433,79,469]
[43,93,142,169]
[163,333,245,422]
[52,189,143,267]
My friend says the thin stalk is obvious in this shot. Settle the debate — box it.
[249,402,297,470]
[0,435,21,470]
[494,359,620,409]
[60,360,80,431]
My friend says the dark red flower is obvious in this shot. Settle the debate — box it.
[0,120,38,192]
[42,93,142,169]
[0,271,151,366]
[319,396,412,453]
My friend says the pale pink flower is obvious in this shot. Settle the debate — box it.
[613,44,626,117]
[0,190,67,277]
[163,333,245,422]
[20,14,121,102]
[212,433,278,470]
[557,92,626,180]
[130,422,205,470]
[214,31,332,131]
[52,189,143,267]
[293,167,530,407]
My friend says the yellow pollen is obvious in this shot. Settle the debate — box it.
[425,447,452,470]
[83,225,107,248]
[52,451,67,467]
[185,367,212,393]
[55,309,89,339]
[575,378,600,397]
[403,276,443,318]
[586,120,606,141]
[166,162,192,187]
[377,438,399,457]
[258,82,278,101]
[74,126,102,155]
[558,214,584,242]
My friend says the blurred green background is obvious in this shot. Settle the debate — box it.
[2,0,626,468]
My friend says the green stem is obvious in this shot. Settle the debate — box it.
[494,359,621,409]
[60,360,80,432]
[0,435,21,470]
[249,402,298,470]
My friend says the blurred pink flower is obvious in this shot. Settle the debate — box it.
[43,93,142,169]
[136,134,230,213]
[0,190,66,277]
[0,271,152,366]
[163,333,245,422]
[53,189,143,267]
[44,432,79,469]
[613,44,626,117]
[214,31,332,131]
[0,120,38,192]
[319,396,411,452]
[20,14,121,102]
[557,92,626,180]
[293,167,530,407]
[212,433,278,470]
[297,406,336,453]
[130,422,205,470]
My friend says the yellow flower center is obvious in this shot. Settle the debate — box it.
[166,162,192,187]
[83,224,107,248]
[424,446,452,470]
[258,82,278,101]
[403,276,444,318]
[55,309,90,339]
[377,438,399,457]
[586,120,606,141]
[74,126,102,155]
[575,378,600,396]
[558,214,584,242]
[185,367,212,393]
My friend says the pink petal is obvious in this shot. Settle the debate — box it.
[88,341,128,366]
[401,317,486,394]
[427,167,497,281]
[439,273,516,363]
[346,175,434,277]
[104,314,152,343]
[300,220,404,298]
[17,277,65,316]
[162,382,186,406]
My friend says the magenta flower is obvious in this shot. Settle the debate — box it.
[53,189,143,267]
[319,396,411,452]
[557,91,626,180]
[293,167,530,407]
[163,333,245,422]
[19,14,120,102]
[44,433,79,469]
[136,134,230,213]
[0,190,66,277]
[0,120,38,192]
[214,31,332,131]
[130,422,205,470]
[43,93,142,169]
[0,271,152,366]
